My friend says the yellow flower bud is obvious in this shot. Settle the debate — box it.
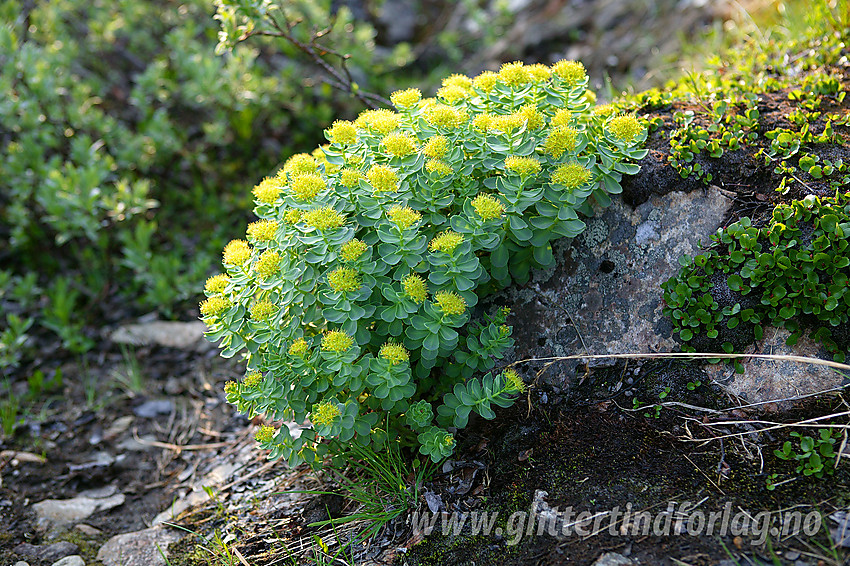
[425,159,452,177]
[302,207,345,231]
[328,120,357,145]
[489,113,525,135]
[434,290,466,316]
[246,219,278,241]
[442,73,473,90]
[423,136,449,159]
[527,63,551,82]
[283,153,318,177]
[388,205,422,230]
[551,108,572,128]
[204,274,229,294]
[340,239,367,262]
[367,164,399,193]
[551,60,587,85]
[473,71,498,93]
[223,239,252,266]
[379,342,409,365]
[471,194,505,221]
[504,155,541,176]
[252,177,282,204]
[243,371,263,388]
[312,400,341,427]
[358,109,400,134]
[498,61,530,87]
[608,114,643,143]
[322,330,354,353]
[255,425,275,443]
[390,88,422,109]
[288,338,309,357]
[327,266,361,293]
[381,131,417,158]
[429,230,464,254]
[519,104,544,130]
[436,84,469,104]
[254,250,281,279]
[424,104,466,129]
[339,168,364,188]
[250,299,275,321]
[402,274,428,303]
[290,173,326,202]
[200,296,231,318]
[552,162,592,189]
[544,126,579,159]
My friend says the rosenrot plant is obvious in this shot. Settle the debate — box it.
[202,60,648,466]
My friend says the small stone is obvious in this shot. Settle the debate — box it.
[133,400,174,418]
[97,526,183,566]
[75,523,103,536]
[13,541,79,562]
[52,556,85,566]
[110,321,211,351]
[592,552,636,566]
[14,561,29,566]
[33,493,125,532]
[103,416,134,440]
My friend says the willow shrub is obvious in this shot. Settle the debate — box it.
[202,60,648,465]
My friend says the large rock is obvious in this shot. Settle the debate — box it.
[500,186,848,403]
[96,527,183,566]
[498,187,732,386]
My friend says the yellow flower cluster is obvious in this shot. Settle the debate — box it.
[290,173,326,202]
[252,177,282,204]
[322,330,354,353]
[339,168,364,188]
[200,296,231,318]
[250,299,276,321]
[435,290,466,316]
[283,209,302,224]
[403,274,428,303]
[379,342,409,365]
[429,230,464,253]
[593,104,617,117]
[519,104,544,130]
[246,219,278,241]
[328,266,361,293]
[471,194,505,221]
[489,113,524,135]
[473,71,498,93]
[340,239,367,262]
[224,381,238,395]
[424,104,466,129]
[388,205,421,230]
[255,425,275,443]
[312,400,341,427]
[498,61,529,87]
[328,120,357,145]
[551,108,572,128]
[472,113,493,132]
[390,88,422,109]
[608,114,643,143]
[552,60,587,85]
[243,371,263,388]
[223,239,251,265]
[503,369,525,392]
[552,162,592,189]
[436,84,469,104]
[367,164,399,193]
[382,131,417,157]
[527,63,551,82]
[254,250,281,279]
[423,135,449,159]
[303,207,345,230]
[544,126,579,159]
[505,155,541,176]
[288,338,309,357]
[204,274,229,294]
[442,73,473,90]
[425,159,452,177]
[358,109,400,134]
[283,153,318,177]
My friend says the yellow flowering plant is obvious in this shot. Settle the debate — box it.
[202,60,647,465]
